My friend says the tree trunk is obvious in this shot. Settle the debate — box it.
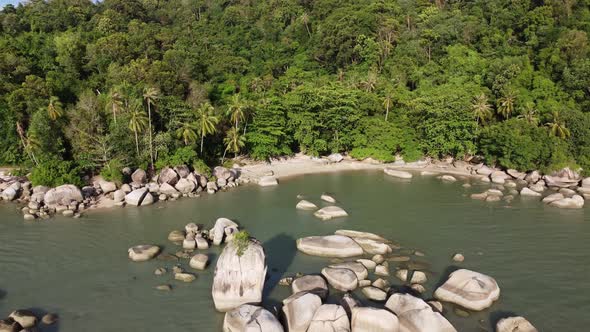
[112,106,117,125]
[147,102,154,171]
[305,23,311,37]
[221,148,227,164]
[385,104,389,121]
[134,131,140,157]
[200,133,204,155]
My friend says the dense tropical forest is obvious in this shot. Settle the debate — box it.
[1,0,589,186]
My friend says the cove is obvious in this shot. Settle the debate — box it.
[0,170,589,331]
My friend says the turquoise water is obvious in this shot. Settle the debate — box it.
[0,170,588,331]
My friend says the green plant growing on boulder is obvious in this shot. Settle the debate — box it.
[233,230,251,257]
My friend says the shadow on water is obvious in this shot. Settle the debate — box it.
[261,233,296,308]
[0,288,5,300]
[28,307,60,332]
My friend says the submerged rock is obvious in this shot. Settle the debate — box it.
[175,272,196,282]
[223,304,284,332]
[212,238,267,312]
[41,313,58,325]
[384,168,413,179]
[321,193,337,203]
[189,254,208,270]
[452,253,465,262]
[296,200,318,210]
[441,175,457,182]
[314,206,348,220]
[168,230,185,242]
[496,316,538,332]
[308,304,350,332]
[297,235,364,258]
[128,245,160,261]
[434,269,500,311]
[395,269,427,284]
[351,307,399,332]
[282,292,322,332]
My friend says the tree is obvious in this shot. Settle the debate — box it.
[300,12,311,37]
[143,87,159,170]
[471,93,492,125]
[194,102,219,154]
[383,93,393,122]
[128,105,148,157]
[517,102,539,126]
[222,127,245,162]
[546,111,570,139]
[175,121,198,146]
[46,96,63,121]
[497,91,516,119]
[106,89,123,125]
[227,94,245,130]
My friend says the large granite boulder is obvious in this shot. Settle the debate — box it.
[386,293,457,332]
[125,189,148,206]
[352,237,391,255]
[212,238,267,312]
[8,310,37,328]
[434,269,500,311]
[98,180,117,194]
[131,168,147,184]
[543,167,581,188]
[223,304,283,332]
[1,186,18,201]
[582,177,590,188]
[362,286,388,301]
[520,187,542,197]
[159,183,178,196]
[292,275,328,300]
[308,304,350,332]
[175,178,195,194]
[351,307,399,332]
[31,185,50,203]
[44,185,83,207]
[384,168,413,179]
[210,218,239,245]
[549,195,584,209]
[321,267,358,292]
[113,189,126,203]
[334,230,387,242]
[542,193,564,204]
[282,292,322,332]
[314,206,349,220]
[328,153,344,163]
[158,167,179,186]
[174,165,191,178]
[297,235,364,257]
[496,316,537,332]
[328,262,368,280]
[128,245,160,261]
[214,166,232,180]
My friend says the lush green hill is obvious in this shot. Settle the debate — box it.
[1,0,589,185]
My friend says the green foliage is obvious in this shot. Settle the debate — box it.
[233,230,251,257]
[100,158,124,184]
[29,159,84,187]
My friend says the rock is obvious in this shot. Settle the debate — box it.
[128,245,160,261]
[559,188,577,197]
[223,304,284,332]
[549,195,584,209]
[372,278,389,290]
[476,165,493,176]
[388,255,411,262]
[140,192,154,206]
[125,189,148,206]
[213,166,232,180]
[292,275,329,300]
[154,267,167,275]
[99,180,117,194]
[507,169,526,180]
[0,318,22,332]
[182,238,196,250]
[372,254,385,264]
[131,168,147,184]
[544,168,581,188]
[212,238,267,312]
[185,222,199,233]
[520,187,542,197]
[172,265,184,274]
[175,178,195,194]
[189,254,208,270]
[334,229,387,242]
[362,286,387,301]
[440,175,457,182]
[496,316,538,332]
[322,267,358,291]
[340,293,360,319]
[386,293,457,332]
[428,301,443,313]
[158,194,167,201]
[210,218,239,246]
[158,167,179,186]
[542,193,564,204]
[207,181,218,194]
[23,214,36,221]
[8,310,37,328]
[411,283,426,293]
[258,176,278,187]
[62,209,74,217]
[307,304,349,332]
[113,189,126,202]
[174,165,191,178]
[155,284,172,291]
[159,182,178,196]
[120,183,132,193]
[356,259,377,270]
[352,237,391,255]
[434,269,500,311]
[454,308,470,318]
[1,186,18,201]
[314,206,348,220]
[321,193,337,203]
[175,272,196,282]
[279,277,293,286]
[395,269,427,284]
[196,236,209,249]
[487,189,504,197]
[375,264,389,277]
[452,253,464,262]
[44,184,83,207]
[351,307,399,332]
[146,182,159,193]
[282,292,322,332]
[358,279,371,287]
[328,153,344,163]
[329,262,368,280]
[296,200,318,210]
[168,230,185,242]
[41,313,58,325]
[297,235,364,258]
[384,168,413,179]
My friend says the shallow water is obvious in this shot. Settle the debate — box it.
[0,170,588,331]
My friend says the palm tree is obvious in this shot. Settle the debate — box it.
[106,89,123,124]
[517,102,539,126]
[227,94,245,130]
[46,96,63,121]
[546,111,570,139]
[360,71,378,92]
[497,92,516,119]
[471,93,493,125]
[128,106,148,157]
[143,87,160,170]
[222,127,246,162]
[175,121,198,146]
[383,93,393,121]
[16,121,39,166]
[300,12,311,37]
[195,102,219,154]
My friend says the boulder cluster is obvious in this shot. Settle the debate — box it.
[0,310,57,332]
[0,165,242,220]
[296,193,349,220]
